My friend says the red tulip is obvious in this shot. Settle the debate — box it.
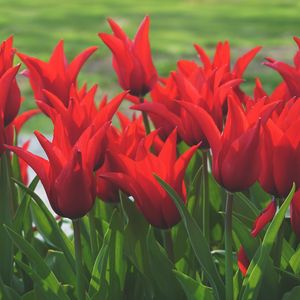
[180,97,261,192]
[38,86,126,146]
[259,98,300,198]
[0,36,22,127]
[6,126,105,218]
[18,40,97,110]
[0,36,22,154]
[99,129,198,228]
[264,37,300,98]
[96,113,163,203]
[99,16,158,97]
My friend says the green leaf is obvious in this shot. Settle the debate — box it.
[121,195,150,275]
[15,258,68,300]
[88,228,111,298]
[21,291,37,300]
[12,178,75,273]
[45,250,76,285]
[232,215,259,259]
[174,270,214,300]
[282,286,300,300]
[289,246,300,274]
[154,174,225,300]
[0,154,14,285]
[240,184,295,300]
[234,192,259,225]
[146,228,185,300]
[0,275,16,300]
[13,177,39,234]
[5,225,69,300]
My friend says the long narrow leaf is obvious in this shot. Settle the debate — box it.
[154,174,225,300]
[240,184,295,300]
[5,225,69,300]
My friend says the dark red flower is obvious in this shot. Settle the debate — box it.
[99,16,158,97]
[259,98,300,198]
[264,37,300,99]
[6,123,109,218]
[180,97,261,192]
[99,129,198,228]
[18,40,97,111]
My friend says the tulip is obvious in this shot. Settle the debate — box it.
[38,86,126,146]
[258,98,300,198]
[99,129,198,228]
[96,113,163,203]
[180,97,261,192]
[0,37,22,154]
[264,37,300,98]
[0,37,22,127]
[18,40,97,110]
[99,16,158,97]
[6,118,110,218]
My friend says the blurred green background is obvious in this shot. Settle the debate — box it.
[1,0,300,132]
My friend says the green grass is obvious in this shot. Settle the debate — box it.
[1,0,300,132]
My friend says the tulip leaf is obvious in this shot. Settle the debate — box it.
[108,210,127,299]
[15,258,68,300]
[146,227,185,300]
[21,291,36,300]
[45,250,76,285]
[282,286,300,300]
[0,275,18,300]
[240,184,295,300]
[234,192,259,223]
[174,270,214,300]
[4,225,69,300]
[0,153,14,285]
[12,178,75,273]
[232,215,259,259]
[13,176,39,234]
[289,246,300,274]
[154,174,225,300]
[88,227,111,298]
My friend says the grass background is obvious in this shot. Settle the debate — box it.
[1,0,300,132]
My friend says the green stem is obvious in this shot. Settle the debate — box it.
[88,208,98,260]
[163,230,174,262]
[273,197,284,268]
[139,97,151,135]
[202,151,210,248]
[225,191,234,300]
[72,219,85,300]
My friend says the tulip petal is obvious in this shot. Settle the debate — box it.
[251,199,277,237]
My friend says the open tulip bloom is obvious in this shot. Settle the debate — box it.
[2,18,300,300]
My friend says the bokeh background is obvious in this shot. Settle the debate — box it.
[1,0,300,132]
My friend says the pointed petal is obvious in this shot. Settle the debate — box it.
[6,144,50,192]
[251,199,276,237]
[233,46,262,78]
[68,46,98,82]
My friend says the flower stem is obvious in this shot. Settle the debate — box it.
[202,151,210,247]
[139,97,151,135]
[163,229,174,262]
[225,191,234,300]
[72,219,85,300]
[88,208,98,260]
[273,197,284,268]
